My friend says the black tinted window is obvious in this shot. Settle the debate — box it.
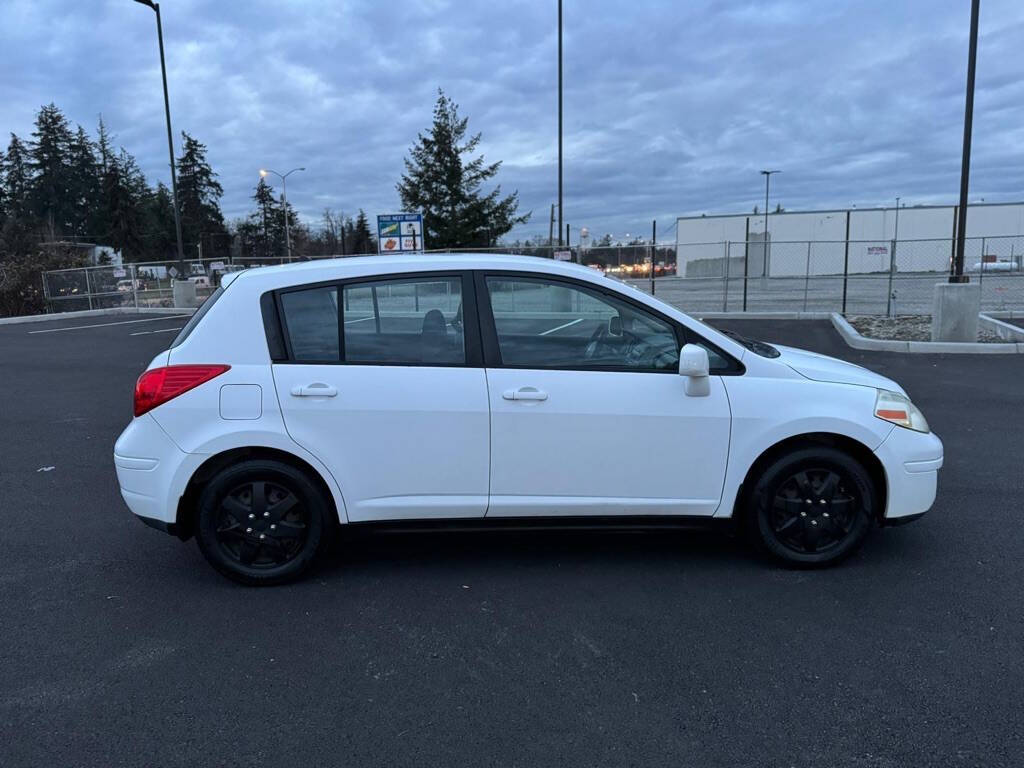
[280,286,339,361]
[343,277,464,365]
[486,277,679,370]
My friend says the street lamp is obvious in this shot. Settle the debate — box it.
[259,167,305,261]
[952,0,980,282]
[557,0,563,247]
[760,169,780,277]
[133,0,186,276]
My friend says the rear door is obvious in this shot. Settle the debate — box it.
[270,271,490,522]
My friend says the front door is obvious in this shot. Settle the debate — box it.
[479,273,731,517]
[272,273,490,522]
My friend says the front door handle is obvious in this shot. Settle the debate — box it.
[502,387,548,401]
[291,383,338,397]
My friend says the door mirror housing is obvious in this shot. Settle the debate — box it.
[679,344,710,396]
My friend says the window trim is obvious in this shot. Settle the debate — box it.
[267,270,482,367]
[475,270,744,375]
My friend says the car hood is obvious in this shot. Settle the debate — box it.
[772,344,904,393]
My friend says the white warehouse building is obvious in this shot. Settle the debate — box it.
[675,201,1024,278]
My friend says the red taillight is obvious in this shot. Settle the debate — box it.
[134,364,231,417]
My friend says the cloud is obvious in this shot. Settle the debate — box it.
[1,0,1022,242]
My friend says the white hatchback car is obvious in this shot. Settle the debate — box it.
[115,254,942,584]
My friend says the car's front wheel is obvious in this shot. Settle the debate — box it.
[194,459,332,585]
[747,446,876,567]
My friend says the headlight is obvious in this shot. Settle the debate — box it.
[874,390,930,433]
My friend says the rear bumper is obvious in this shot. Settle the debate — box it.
[873,427,944,521]
[114,414,191,528]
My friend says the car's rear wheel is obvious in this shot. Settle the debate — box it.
[747,446,875,567]
[194,459,332,585]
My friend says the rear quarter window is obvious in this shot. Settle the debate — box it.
[170,286,225,348]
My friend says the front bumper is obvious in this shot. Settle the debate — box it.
[873,426,944,521]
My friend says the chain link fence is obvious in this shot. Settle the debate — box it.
[39,236,1024,316]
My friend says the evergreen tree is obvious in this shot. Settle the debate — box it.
[101,149,148,259]
[176,132,227,258]
[29,103,75,238]
[397,89,529,249]
[67,125,100,237]
[351,209,375,253]
[0,134,35,257]
[143,182,179,260]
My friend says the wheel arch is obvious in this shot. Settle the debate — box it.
[730,432,887,525]
[174,446,344,540]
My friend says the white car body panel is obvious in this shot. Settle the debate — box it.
[485,367,731,516]
[114,253,942,536]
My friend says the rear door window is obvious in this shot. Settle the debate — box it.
[342,276,464,365]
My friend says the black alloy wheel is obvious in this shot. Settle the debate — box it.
[749,446,875,567]
[195,459,331,585]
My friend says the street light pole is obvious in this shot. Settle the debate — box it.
[952,0,980,282]
[134,0,185,276]
[557,0,563,246]
[760,170,780,277]
[260,167,305,262]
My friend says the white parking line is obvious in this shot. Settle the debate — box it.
[129,327,183,336]
[28,315,191,334]
[344,315,375,324]
[539,317,583,335]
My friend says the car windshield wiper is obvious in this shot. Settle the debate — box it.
[720,329,780,358]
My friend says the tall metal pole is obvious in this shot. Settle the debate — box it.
[557,0,563,247]
[282,176,291,262]
[137,1,186,276]
[953,0,980,283]
[760,170,779,277]
[261,168,304,262]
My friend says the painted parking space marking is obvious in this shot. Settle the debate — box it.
[28,315,191,334]
[129,327,183,336]
[539,317,583,335]
[344,315,375,324]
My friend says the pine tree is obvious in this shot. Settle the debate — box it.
[29,103,76,238]
[176,132,227,258]
[397,89,529,249]
[101,149,149,259]
[0,134,35,257]
[352,209,375,253]
[144,182,178,260]
[67,125,100,237]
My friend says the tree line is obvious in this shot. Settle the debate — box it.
[1,91,528,315]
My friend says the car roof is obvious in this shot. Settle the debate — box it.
[235,252,605,287]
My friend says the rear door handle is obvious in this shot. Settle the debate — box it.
[291,383,337,397]
[502,387,548,401]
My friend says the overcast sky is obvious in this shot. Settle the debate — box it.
[2,0,1023,242]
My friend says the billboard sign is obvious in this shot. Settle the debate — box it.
[377,213,425,254]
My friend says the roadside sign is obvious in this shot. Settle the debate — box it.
[168,266,179,278]
[209,261,226,272]
[554,250,572,261]
[113,268,126,278]
[378,213,424,253]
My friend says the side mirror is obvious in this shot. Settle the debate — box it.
[679,343,710,396]
[608,314,622,337]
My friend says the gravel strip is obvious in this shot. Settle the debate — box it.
[848,314,1008,343]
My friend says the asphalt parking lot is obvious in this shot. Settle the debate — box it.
[2,311,1022,767]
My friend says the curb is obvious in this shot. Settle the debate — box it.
[0,306,197,326]
[829,312,1024,354]
[697,311,833,320]
[979,313,1024,342]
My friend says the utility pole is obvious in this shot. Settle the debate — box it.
[952,0,980,282]
[760,170,780,278]
[557,0,564,247]
[548,202,556,248]
[260,168,305,262]
[133,0,185,277]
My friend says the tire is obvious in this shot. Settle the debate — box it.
[746,446,876,568]
[194,459,333,585]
